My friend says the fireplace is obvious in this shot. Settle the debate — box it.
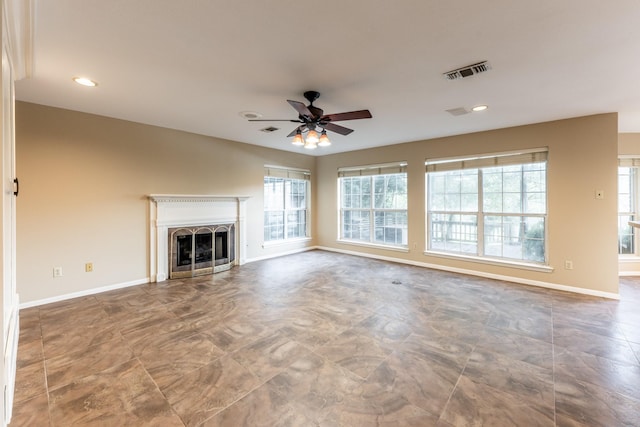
[169,224,235,278]
[148,194,250,282]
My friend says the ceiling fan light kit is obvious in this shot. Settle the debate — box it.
[247,90,372,149]
[306,129,319,144]
[292,129,305,146]
[318,130,331,147]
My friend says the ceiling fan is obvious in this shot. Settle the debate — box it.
[249,91,372,148]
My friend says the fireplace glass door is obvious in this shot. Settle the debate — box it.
[169,224,235,279]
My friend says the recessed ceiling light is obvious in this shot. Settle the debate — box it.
[73,77,98,87]
[239,111,262,120]
[472,105,488,112]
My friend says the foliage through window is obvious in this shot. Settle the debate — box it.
[339,163,408,247]
[426,150,547,264]
[264,167,309,242]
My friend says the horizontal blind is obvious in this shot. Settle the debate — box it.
[618,157,640,167]
[264,165,310,181]
[426,148,548,172]
[338,161,407,177]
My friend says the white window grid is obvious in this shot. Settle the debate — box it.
[426,162,547,264]
[264,176,309,242]
[339,173,408,247]
[618,166,638,255]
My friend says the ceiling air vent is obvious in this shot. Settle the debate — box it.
[444,61,492,80]
[260,126,279,133]
[446,107,470,116]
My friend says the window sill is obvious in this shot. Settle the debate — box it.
[263,237,312,249]
[424,250,554,273]
[618,255,640,263]
[337,239,409,253]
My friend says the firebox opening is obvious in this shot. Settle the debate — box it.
[215,231,228,266]
[195,233,213,264]
[177,235,192,266]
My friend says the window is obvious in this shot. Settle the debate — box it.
[618,158,640,255]
[338,162,408,247]
[264,166,310,242]
[426,149,547,264]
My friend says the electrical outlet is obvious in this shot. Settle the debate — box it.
[53,267,63,277]
[564,260,573,270]
[85,262,93,272]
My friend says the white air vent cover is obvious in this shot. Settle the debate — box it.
[446,107,470,116]
[444,61,492,80]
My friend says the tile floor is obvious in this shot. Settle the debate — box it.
[9,250,640,426]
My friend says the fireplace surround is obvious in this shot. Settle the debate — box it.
[148,194,249,282]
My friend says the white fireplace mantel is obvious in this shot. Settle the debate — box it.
[148,194,250,282]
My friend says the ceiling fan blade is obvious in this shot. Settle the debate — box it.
[287,100,313,118]
[324,122,354,135]
[248,119,302,122]
[322,110,372,122]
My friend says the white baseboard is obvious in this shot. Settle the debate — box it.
[17,246,622,310]
[19,278,150,309]
[619,271,640,277]
[22,247,320,309]
[245,246,318,264]
[317,246,620,300]
[19,245,318,310]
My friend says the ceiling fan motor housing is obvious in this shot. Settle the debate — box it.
[303,91,321,104]
[302,91,323,120]
[306,106,324,120]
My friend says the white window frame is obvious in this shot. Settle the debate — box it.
[425,148,549,269]
[263,165,310,244]
[338,162,408,250]
[618,158,640,257]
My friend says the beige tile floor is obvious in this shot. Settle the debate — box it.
[9,250,640,426]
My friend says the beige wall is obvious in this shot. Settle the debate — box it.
[17,103,620,303]
[618,132,640,275]
[317,114,620,296]
[16,102,316,303]
[619,133,640,154]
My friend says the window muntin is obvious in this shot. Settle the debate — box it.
[264,172,309,242]
[426,151,547,264]
[339,170,408,247]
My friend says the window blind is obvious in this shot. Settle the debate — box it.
[618,157,640,167]
[338,161,407,177]
[264,165,310,181]
[425,148,548,172]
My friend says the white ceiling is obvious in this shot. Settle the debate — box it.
[15,0,640,155]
